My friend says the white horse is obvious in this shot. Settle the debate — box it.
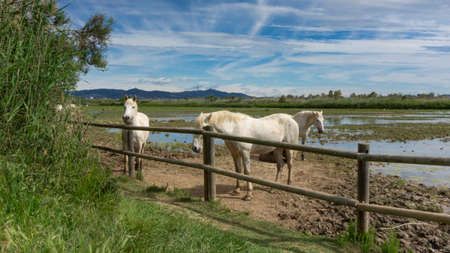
[191,111,299,201]
[292,111,325,160]
[122,95,149,177]
[55,104,63,112]
[55,103,77,112]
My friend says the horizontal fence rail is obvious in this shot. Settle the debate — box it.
[92,145,358,206]
[83,122,450,166]
[84,121,450,233]
[92,145,450,225]
[81,121,203,135]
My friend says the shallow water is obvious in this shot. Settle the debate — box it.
[324,114,450,126]
[309,139,450,187]
[106,111,450,187]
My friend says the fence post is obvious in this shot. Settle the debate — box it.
[127,130,136,177]
[203,126,216,201]
[357,143,370,235]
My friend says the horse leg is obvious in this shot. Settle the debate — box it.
[134,143,140,172]
[242,151,253,201]
[286,150,293,185]
[122,130,128,174]
[123,154,128,174]
[273,149,284,182]
[301,138,306,161]
[231,152,242,195]
[139,143,145,172]
[226,143,242,195]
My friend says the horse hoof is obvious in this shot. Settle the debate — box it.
[242,195,252,201]
[231,190,240,196]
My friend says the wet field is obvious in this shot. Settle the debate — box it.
[91,106,450,187]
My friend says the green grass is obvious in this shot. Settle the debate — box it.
[85,96,450,110]
[118,176,347,253]
[0,161,285,253]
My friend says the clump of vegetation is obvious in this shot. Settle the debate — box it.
[337,220,412,253]
[0,0,117,250]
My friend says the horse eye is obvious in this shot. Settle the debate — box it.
[132,106,135,109]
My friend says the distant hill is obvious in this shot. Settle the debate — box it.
[71,88,252,99]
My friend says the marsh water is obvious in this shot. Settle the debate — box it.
[106,111,450,187]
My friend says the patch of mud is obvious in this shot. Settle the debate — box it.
[94,136,449,253]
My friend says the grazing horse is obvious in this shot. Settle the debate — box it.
[191,111,299,201]
[292,111,325,160]
[122,95,149,177]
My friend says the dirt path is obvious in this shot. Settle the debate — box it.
[98,143,449,253]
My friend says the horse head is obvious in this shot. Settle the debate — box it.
[312,111,324,133]
[191,112,213,153]
[122,95,138,124]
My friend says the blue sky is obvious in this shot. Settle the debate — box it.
[63,0,450,96]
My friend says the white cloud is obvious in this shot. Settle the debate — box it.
[68,0,450,95]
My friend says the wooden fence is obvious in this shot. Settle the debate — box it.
[84,121,450,235]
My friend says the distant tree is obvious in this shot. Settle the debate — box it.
[328,90,334,98]
[350,93,357,98]
[287,94,294,99]
[206,95,217,102]
[334,90,343,98]
[279,94,287,103]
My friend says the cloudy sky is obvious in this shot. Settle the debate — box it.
[64,0,450,97]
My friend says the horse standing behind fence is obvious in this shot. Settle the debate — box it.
[192,111,299,201]
[122,95,149,177]
[292,111,324,160]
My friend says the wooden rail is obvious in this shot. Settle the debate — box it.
[82,122,450,166]
[85,122,450,236]
[92,145,450,225]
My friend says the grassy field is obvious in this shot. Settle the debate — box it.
[81,95,450,109]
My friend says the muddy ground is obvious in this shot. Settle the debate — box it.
[95,137,450,253]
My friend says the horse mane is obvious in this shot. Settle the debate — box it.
[293,111,316,126]
[208,111,249,126]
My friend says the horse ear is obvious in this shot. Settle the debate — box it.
[125,95,128,100]
[133,95,136,101]
[204,113,212,124]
